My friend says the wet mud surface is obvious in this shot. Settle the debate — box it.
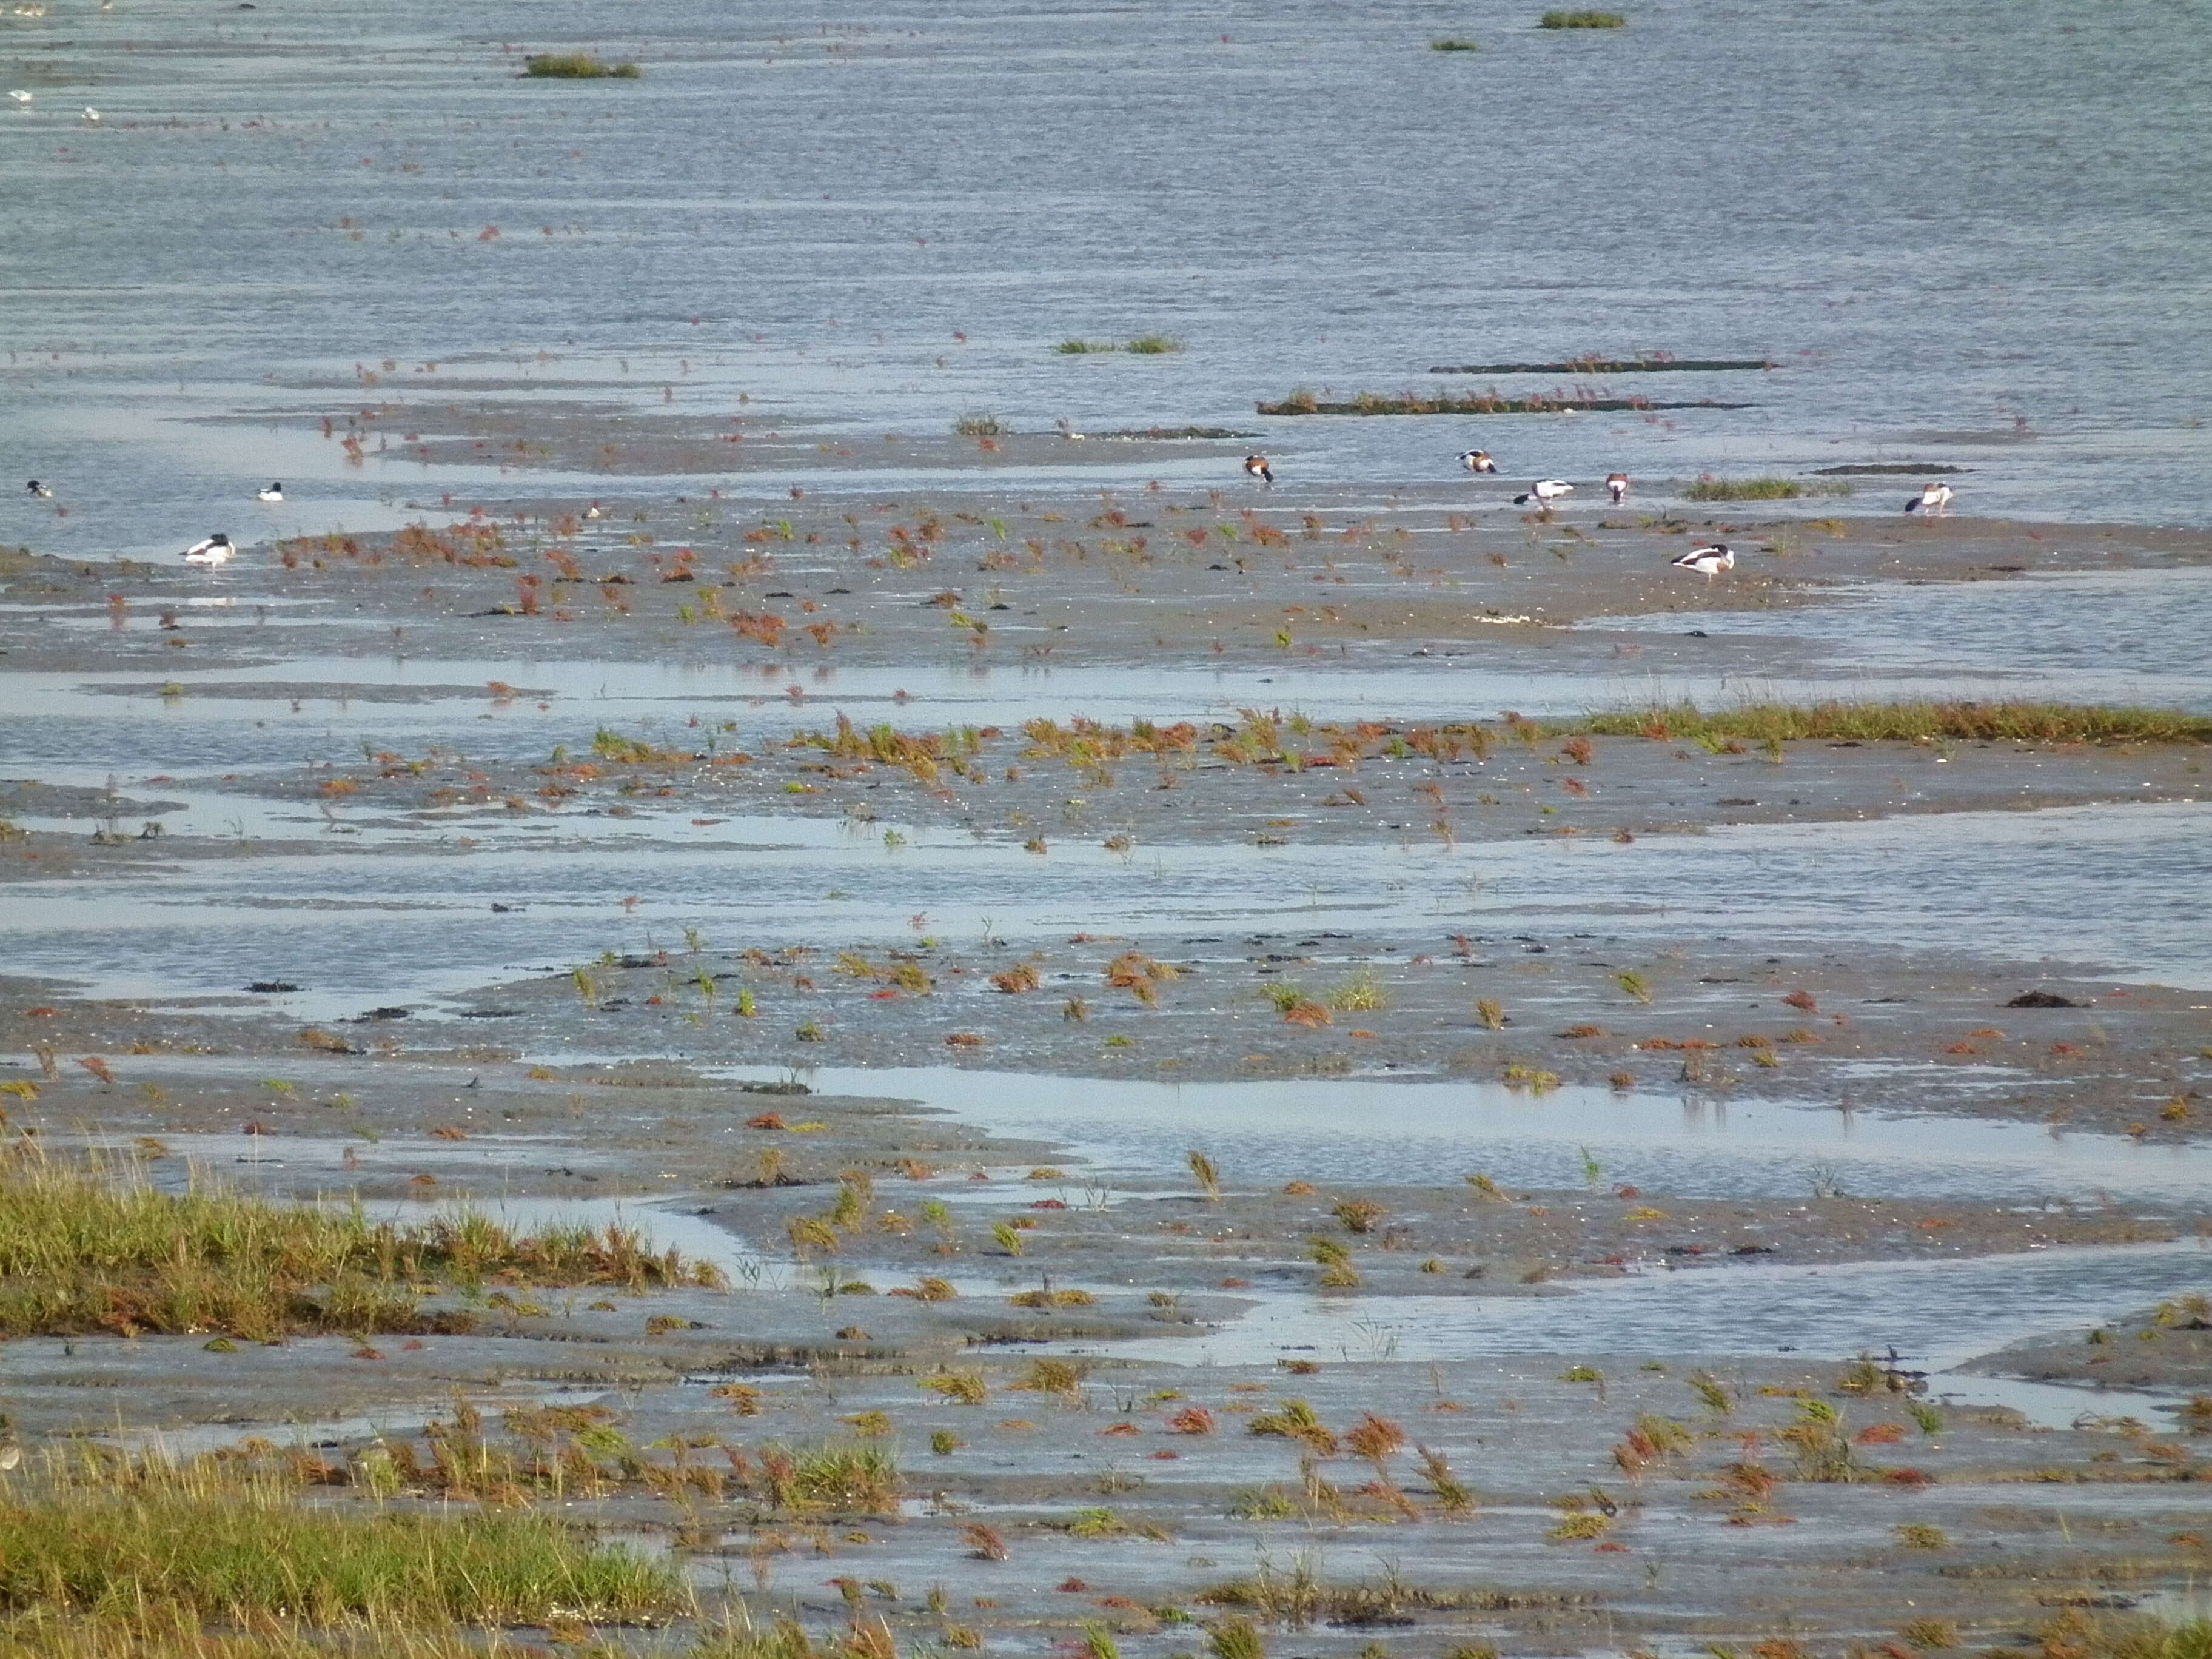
[4,451,2211,1649]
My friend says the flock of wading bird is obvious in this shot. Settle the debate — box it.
[1239,451,1960,582]
[28,444,1959,580]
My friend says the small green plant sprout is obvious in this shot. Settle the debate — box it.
[1614,970,1654,1004]
[1834,1357,1885,1395]
[923,1368,989,1405]
[1124,334,1185,354]
[1780,1398,1855,1481]
[1419,1445,1476,1515]
[1082,1624,1124,1659]
[931,1429,961,1455]
[1475,999,1508,1030]
[1430,36,1481,50]
[953,412,1007,437]
[1208,1617,1266,1659]
[1578,1146,1603,1188]
[1013,1357,1089,1399]
[1687,1373,1732,1413]
[919,1198,957,1252]
[1188,1150,1223,1200]
[991,1221,1025,1256]
[1547,1511,1612,1541]
[1895,1524,1949,1552]
[736,987,758,1017]
[1329,970,1387,1012]
[1906,1401,1945,1436]
[1465,1171,1506,1201]
[795,1017,825,1042]
[523,52,643,78]
[1558,1364,1605,1390]
[1333,1198,1386,1233]
[1540,10,1627,27]
[1248,1398,1338,1454]
[1054,338,1119,354]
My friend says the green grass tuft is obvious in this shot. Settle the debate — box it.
[0,1144,722,1340]
[1681,476,1850,501]
[1124,334,1185,355]
[1570,700,2212,747]
[1540,10,1626,26]
[523,53,642,78]
[1054,339,1118,355]
[1430,37,1482,50]
[0,1478,681,1627]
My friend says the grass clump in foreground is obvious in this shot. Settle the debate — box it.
[1541,9,1626,25]
[523,52,642,78]
[1570,700,2212,747]
[1431,36,1481,50]
[1681,475,1850,501]
[0,1469,682,1633]
[0,1142,722,1340]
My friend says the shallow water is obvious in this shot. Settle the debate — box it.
[4,0,2210,563]
[2,798,2204,1016]
[318,1191,2212,1434]
[1054,1238,2212,1386]
[1584,566,2212,708]
[712,1067,2212,1209]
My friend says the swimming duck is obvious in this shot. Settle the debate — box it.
[183,533,234,564]
[1457,449,1496,474]
[256,482,284,501]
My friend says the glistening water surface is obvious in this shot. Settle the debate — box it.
[3,799,2204,1012]
[4,0,2210,562]
[709,1067,2212,1209]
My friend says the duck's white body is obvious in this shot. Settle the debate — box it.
[7,90,31,106]
[1671,542,1734,579]
[1904,482,1954,517]
[1513,478,1574,507]
[1606,472,1629,504]
[25,480,51,498]
[1458,449,1496,474]
[256,482,284,502]
[1244,454,1275,484]
[183,533,234,565]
